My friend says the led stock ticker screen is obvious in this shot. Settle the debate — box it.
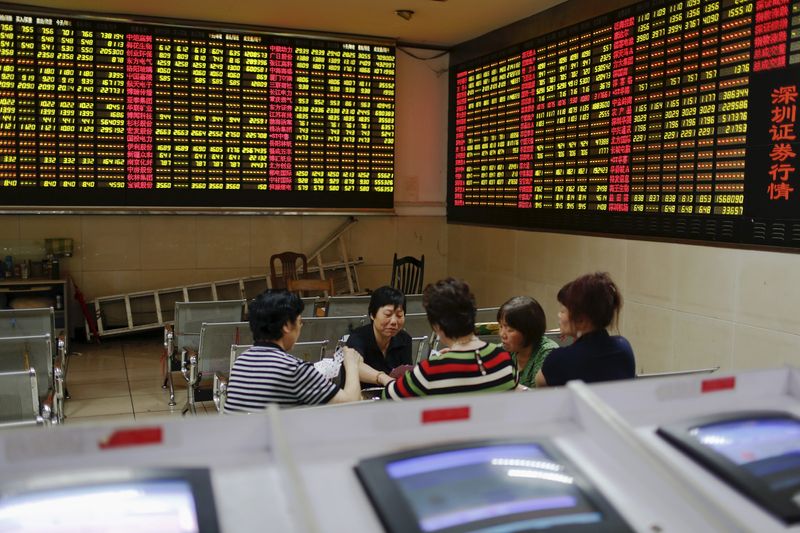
[449,0,800,247]
[0,5,395,209]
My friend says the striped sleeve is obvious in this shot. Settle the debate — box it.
[295,362,339,405]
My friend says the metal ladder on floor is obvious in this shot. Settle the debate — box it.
[87,216,364,339]
[301,215,362,294]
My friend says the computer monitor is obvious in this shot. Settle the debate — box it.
[0,468,219,532]
[657,410,800,525]
[355,439,633,532]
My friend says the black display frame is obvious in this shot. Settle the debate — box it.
[656,410,800,525]
[447,0,800,249]
[0,467,220,532]
[355,438,634,533]
[0,2,396,211]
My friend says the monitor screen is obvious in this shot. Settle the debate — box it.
[0,468,219,533]
[356,440,633,533]
[657,411,800,524]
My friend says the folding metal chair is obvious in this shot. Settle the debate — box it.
[213,343,253,414]
[182,320,252,415]
[0,334,58,423]
[637,367,719,379]
[405,293,424,314]
[163,300,246,406]
[475,307,501,324]
[0,308,67,397]
[411,335,431,364]
[402,312,433,338]
[301,296,321,317]
[0,368,44,428]
[326,295,370,317]
[300,315,365,347]
[289,340,329,363]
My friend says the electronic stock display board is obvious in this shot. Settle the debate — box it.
[0,4,395,209]
[449,0,800,247]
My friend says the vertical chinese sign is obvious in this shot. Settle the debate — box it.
[766,85,796,201]
[744,62,800,219]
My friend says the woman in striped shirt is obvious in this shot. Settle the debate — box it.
[224,290,362,413]
[383,278,518,399]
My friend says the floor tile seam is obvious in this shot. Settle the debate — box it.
[120,342,137,417]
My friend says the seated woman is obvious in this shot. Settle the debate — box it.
[224,290,362,412]
[536,272,635,387]
[346,285,412,388]
[497,296,559,389]
[383,277,517,399]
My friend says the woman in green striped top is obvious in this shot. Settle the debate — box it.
[497,296,559,389]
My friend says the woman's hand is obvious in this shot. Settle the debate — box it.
[343,347,363,368]
[330,348,366,404]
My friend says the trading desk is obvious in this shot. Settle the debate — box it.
[588,366,800,532]
[0,367,797,532]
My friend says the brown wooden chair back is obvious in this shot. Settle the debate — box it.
[270,251,308,290]
[286,277,335,298]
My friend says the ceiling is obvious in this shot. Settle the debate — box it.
[9,0,567,49]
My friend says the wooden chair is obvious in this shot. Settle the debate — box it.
[390,253,425,295]
[287,277,334,298]
[270,251,308,290]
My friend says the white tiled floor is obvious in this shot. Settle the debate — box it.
[64,332,215,425]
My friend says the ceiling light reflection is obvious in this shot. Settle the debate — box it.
[507,469,575,484]
[491,458,563,471]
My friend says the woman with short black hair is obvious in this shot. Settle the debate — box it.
[497,296,558,389]
[224,290,362,412]
[347,285,412,387]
